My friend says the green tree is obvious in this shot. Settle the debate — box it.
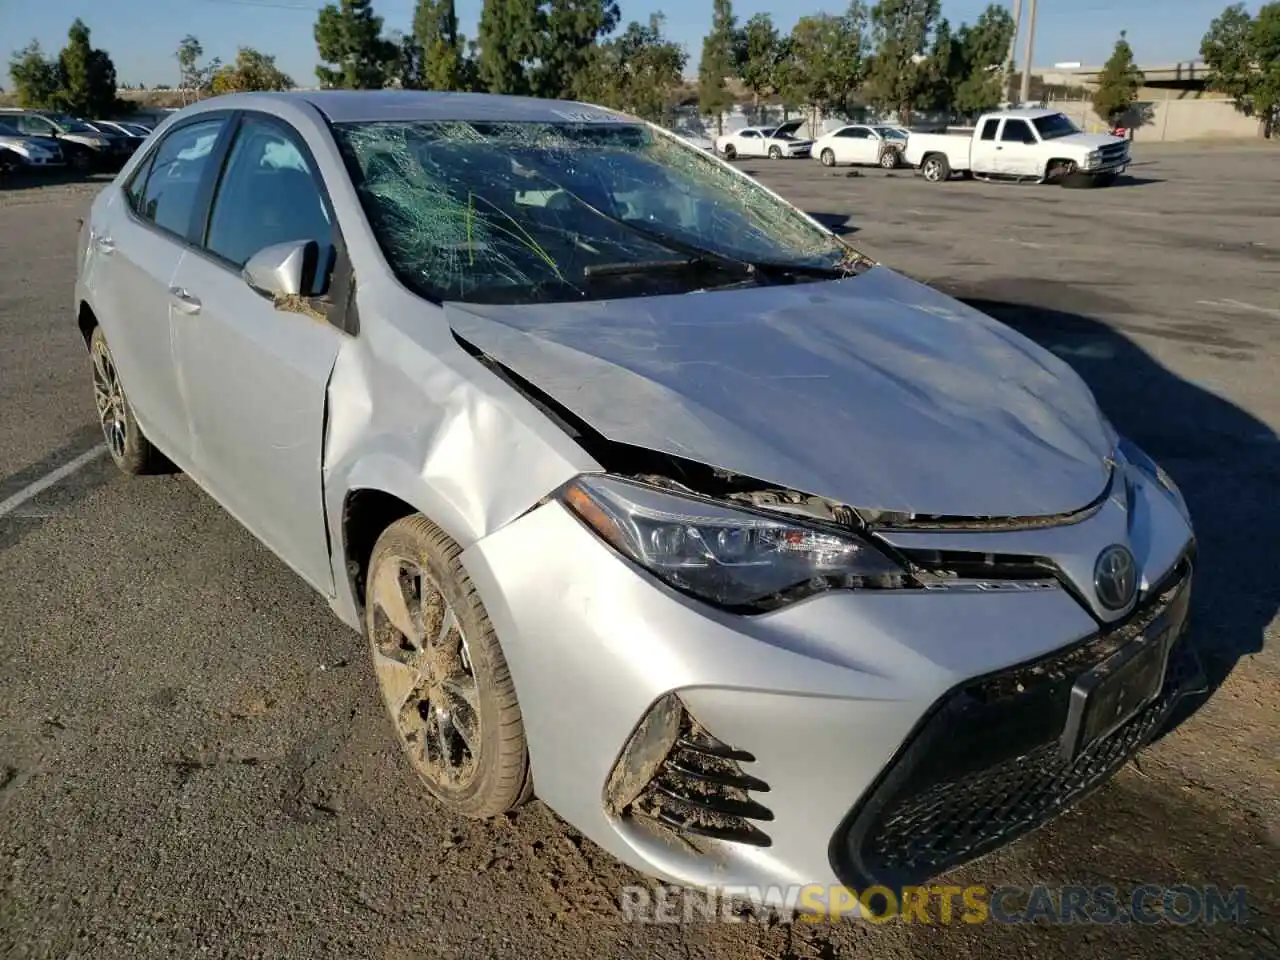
[175,35,220,103]
[477,0,544,94]
[780,3,869,127]
[57,19,118,117]
[315,0,397,89]
[930,4,1015,115]
[698,0,738,132]
[1091,30,1144,125]
[7,41,62,109]
[736,13,784,112]
[577,13,686,121]
[1202,2,1280,136]
[865,0,941,122]
[534,0,620,99]
[210,47,295,93]
[412,0,466,89]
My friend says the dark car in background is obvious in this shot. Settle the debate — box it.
[0,109,131,171]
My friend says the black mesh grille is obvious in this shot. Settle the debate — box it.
[831,560,1200,890]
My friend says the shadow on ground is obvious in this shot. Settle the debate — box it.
[806,211,859,235]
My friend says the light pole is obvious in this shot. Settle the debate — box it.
[1019,0,1038,104]
[1005,0,1023,104]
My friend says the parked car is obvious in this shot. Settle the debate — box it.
[0,109,128,171]
[0,119,66,174]
[92,119,154,139]
[76,91,1200,913]
[811,124,907,169]
[715,120,813,160]
[903,108,1130,186]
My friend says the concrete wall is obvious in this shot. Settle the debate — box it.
[1049,97,1263,142]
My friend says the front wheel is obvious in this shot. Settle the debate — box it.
[67,149,92,173]
[879,149,899,169]
[89,326,165,475]
[768,146,782,160]
[820,148,836,167]
[921,154,950,182]
[366,515,532,819]
[722,144,737,160]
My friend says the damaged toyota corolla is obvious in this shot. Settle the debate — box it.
[75,91,1204,910]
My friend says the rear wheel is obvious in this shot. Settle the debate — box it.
[921,154,950,182]
[820,148,836,167]
[366,515,532,818]
[89,326,165,475]
[768,146,782,160]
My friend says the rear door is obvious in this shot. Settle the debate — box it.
[834,126,877,165]
[970,117,1002,174]
[87,115,231,462]
[168,112,346,591]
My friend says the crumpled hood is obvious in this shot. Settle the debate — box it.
[444,266,1114,518]
[1062,132,1127,150]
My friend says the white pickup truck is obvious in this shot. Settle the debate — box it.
[903,108,1131,187]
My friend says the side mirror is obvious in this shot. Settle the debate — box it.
[242,239,319,299]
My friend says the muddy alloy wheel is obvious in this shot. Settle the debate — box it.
[820,148,836,167]
[769,146,782,160]
[366,515,532,818]
[880,149,899,169]
[89,326,163,474]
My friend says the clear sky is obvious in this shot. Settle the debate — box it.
[0,0,1261,90]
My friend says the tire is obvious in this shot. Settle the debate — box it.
[366,515,532,819]
[1047,159,1078,185]
[921,154,950,182]
[879,149,899,169]
[722,144,736,160]
[67,148,92,173]
[820,148,836,167]
[768,146,782,160]
[89,326,165,475]
[0,153,19,179]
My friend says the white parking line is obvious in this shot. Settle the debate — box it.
[0,445,108,520]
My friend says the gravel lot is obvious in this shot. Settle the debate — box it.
[1,146,1277,960]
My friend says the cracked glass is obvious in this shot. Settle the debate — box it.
[332,120,863,305]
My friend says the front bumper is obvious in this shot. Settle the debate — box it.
[460,461,1198,910]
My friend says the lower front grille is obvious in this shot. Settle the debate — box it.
[830,560,1200,890]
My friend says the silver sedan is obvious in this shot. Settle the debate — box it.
[74,91,1202,913]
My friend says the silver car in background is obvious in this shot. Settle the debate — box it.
[74,91,1202,911]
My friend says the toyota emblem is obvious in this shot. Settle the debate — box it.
[1094,544,1138,611]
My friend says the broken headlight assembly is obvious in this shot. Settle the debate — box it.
[558,475,913,610]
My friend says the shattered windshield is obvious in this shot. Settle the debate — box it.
[333,120,857,305]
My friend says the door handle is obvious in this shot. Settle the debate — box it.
[168,287,202,315]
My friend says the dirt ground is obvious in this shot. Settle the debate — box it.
[0,144,1277,959]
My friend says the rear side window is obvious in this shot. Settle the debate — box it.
[203,116,334,293]
[980,119,999,141]
[135,118,227,237]
[839,127,870,139]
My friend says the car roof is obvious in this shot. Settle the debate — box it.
[992,108,1061,119]
[190,90,636,125]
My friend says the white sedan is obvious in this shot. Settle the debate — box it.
[715,120,812,160]
[811,124,908,169]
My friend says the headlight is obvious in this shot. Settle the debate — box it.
[1085,150,1102,167]
[1118,437,1190,523]
[558,475,911,609]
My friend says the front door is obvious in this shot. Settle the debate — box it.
[87,115,230,462]
[168,113,344,591]
[997,119,1040,177]
[835,127,877,165]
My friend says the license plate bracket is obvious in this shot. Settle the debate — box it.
[1060,627,1172,761]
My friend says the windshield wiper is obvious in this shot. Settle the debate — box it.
[582,257,708,278]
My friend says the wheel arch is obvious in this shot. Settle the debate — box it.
[77,300,98,348]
